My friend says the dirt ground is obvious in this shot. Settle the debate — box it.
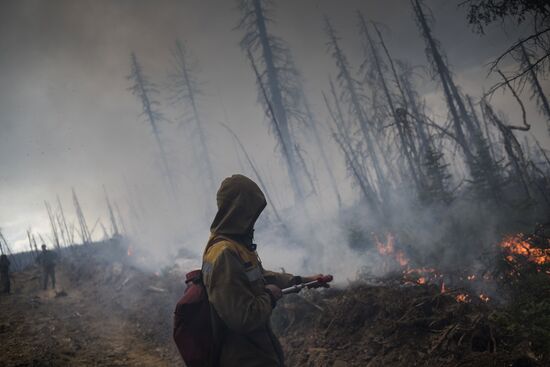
[0,265,181,367]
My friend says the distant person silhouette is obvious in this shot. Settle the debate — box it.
[36,245,58,290]
[0,254,10,294]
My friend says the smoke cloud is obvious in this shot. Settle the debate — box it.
[0,0,548,281]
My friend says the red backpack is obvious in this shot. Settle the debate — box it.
[173,269,212,367]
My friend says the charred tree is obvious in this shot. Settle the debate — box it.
[393,61,453,203]
[27,230,38,257]
[358,13,421,192]
[463,0,550,95]
[238,0,309,202]
[520,43,550,132]
[481,98,533,201]
[128,52,179,200]
[301,92,343,207]
[421,141,453,204]
[324,16,389,204]
[56,195,73,246]
[220,122,286,228]
[44,201,61,250]
[72,188,91,245]
[324,79,380,212]
[412,0,502,201]
[169,40,216,195]
[371,23,427,167]
[397,61,431,149]
[412,0,472,162]
[103,186,119,237]
[114,202,129,236]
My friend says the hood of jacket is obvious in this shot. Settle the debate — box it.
[210,174,267,238]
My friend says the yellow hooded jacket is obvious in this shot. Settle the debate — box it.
[202,175,299,367]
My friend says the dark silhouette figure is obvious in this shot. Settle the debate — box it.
[36,245,57,290]
[0,254,10,294]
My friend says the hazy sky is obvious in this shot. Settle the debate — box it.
[0,0,547,254]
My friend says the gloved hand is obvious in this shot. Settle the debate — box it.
[265,284,282,307]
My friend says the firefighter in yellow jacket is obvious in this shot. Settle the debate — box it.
[202,174,322,367]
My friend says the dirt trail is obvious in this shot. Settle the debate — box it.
[0,266,178,367]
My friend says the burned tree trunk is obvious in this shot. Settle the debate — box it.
[220,122,287,228]
[412,0,473,163]
[246,50,305,200]
[324,16,389,203]
[72,188,91,245]
[372,23,427,167]
[412,0,502,200]
[520,43,550,132]
[56,195,73,246]
[128,52,178,201]
[170,40,216,195]
[397,62,431,151]
[238,0,308,203]
[386,51,453,204]
[44,201,61,250]
[113,202,129,237]
[482,99,533,200]
[358,12,421,191]
[301,93,343,207]
[324,80,380,212]
[103,186,119,237]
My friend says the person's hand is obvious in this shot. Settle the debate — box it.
[265,284,282,301]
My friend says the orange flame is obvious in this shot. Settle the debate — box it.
[500,234,550,265]
[479,293,490,302]
[127,246,133,257]
[395,251,409,267]
[371,231,547,301]
[375,233,395,255]
[375,233,410,267]
[455,293,470,303]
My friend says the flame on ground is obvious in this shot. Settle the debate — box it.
[479,293,490,302]
[499,234,550,265]
[455,293,470,303]
[370,230,549,305]
[374,233,409,267]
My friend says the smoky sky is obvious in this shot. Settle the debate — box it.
[0,0,547,253]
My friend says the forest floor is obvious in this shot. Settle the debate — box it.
[0,265,180,367]
[275,283,548,367]
[0,242,548,367]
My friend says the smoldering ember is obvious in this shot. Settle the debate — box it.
[0,0,549,366]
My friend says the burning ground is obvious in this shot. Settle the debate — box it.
[275,225,550,367]
[0,230,548,367]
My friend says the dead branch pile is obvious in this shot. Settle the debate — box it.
[274,283,547,367]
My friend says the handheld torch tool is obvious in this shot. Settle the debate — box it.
[281,275,333,295]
